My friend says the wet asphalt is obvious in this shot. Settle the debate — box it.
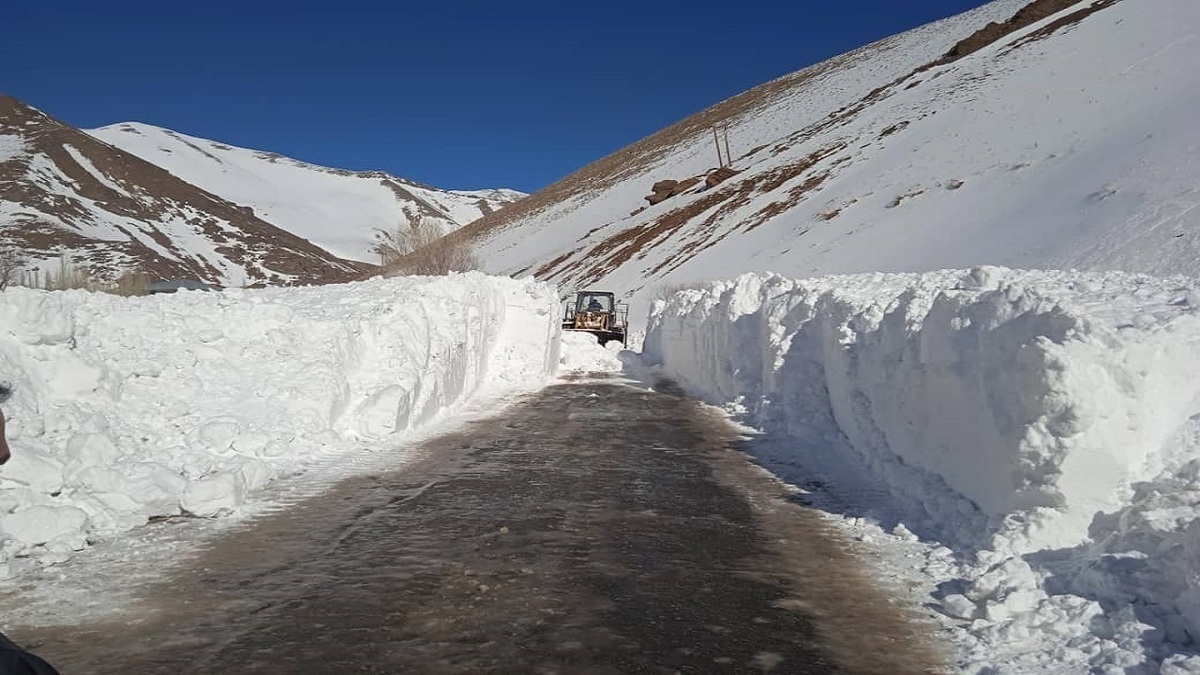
[13,377,942,674]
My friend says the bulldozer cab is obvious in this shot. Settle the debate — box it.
[562,291,628,345]
[576,292,613,314]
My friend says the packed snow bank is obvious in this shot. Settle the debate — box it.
[645,267,1200,551]
[644,267,1200,664]
[0,274,559,577]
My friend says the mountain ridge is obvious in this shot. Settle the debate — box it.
[0,95,371,286]
[87,122,525,264]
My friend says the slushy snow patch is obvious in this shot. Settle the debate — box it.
[643,267,1200,671]
[0,273,559,575]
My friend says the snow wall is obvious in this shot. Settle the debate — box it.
[0,273,560,577]
[644,268,1200,636]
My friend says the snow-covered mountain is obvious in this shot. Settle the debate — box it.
[87,122,526,264]
[459,0,1197,321]
[0,95,371,286]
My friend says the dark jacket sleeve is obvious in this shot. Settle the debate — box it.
[0,632,61,675]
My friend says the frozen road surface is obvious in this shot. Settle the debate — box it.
[14,377,942,673]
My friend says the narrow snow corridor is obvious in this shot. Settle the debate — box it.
[9,377,941,673]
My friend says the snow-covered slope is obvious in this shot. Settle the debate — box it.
[88,123,525,263]
[460,0,1197,323]
[0,96,370,286]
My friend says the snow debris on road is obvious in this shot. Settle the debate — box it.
[556,330,625,374]
[0,273,560,578]
[644,266,1200,673]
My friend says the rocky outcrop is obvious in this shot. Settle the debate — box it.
[645,177,702,205]
[705,166,739,188]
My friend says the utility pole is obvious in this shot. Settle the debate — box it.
[712,124,733,168]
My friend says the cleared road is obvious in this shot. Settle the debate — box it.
[17,377,942,673]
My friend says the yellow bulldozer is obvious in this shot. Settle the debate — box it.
[562,290,628,345]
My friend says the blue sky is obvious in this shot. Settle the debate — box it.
[4,1,989,193]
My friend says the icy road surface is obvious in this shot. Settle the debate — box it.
[9,377,941,673]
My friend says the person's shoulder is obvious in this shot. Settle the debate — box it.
[0,633,61,675]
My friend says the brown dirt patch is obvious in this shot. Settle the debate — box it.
[1004,0,1121,51]
[936,0,1100,64]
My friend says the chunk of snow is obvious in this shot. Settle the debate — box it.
[941,594,978,620]
[180,472,245,518]
[0,505,89,549]
[558,330,625,374]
